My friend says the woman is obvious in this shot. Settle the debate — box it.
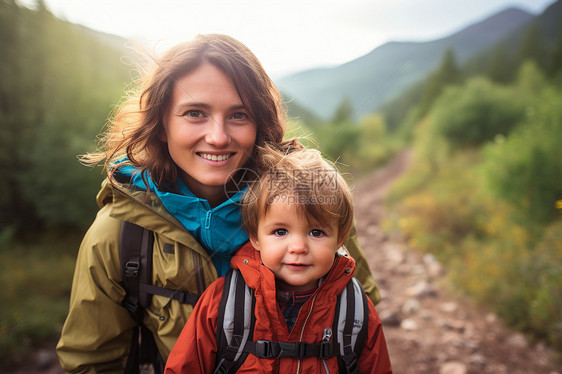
[56,34,380,373]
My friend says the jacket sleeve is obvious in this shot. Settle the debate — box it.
[358,300,393,374]
[344,221,382,305]
[56,207,137,374]
[164,277,224,374]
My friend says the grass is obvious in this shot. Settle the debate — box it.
[0,229,82,362]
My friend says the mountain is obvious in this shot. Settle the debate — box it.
[481,0,562,56]
[381,0,562,130]
[277,7,534,120]
[285,99,323,127]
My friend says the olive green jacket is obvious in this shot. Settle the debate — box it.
[56,179,380,373]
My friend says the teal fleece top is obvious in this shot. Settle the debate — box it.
[118,166,248,277]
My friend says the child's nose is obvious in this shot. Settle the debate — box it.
[289,237,307,254]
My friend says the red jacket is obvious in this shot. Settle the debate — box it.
[165,242,392,374]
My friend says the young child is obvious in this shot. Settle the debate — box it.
[165,146,392,374]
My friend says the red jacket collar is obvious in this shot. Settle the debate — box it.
[230,241,357,297]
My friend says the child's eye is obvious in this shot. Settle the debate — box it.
[310,229,326,237]
[273,229,288,236]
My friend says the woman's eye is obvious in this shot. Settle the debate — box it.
[184,110,204,119]
[273,229,288,236]
[310,229,326,237]
[230,112,248,120]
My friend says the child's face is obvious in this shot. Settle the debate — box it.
[250,199,340,292]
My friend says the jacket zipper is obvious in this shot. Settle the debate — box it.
[295,257,340,373]
[296,292,319,374]
[321,328,332,374]
[202,209,213,250]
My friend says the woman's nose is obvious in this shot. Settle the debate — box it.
[205,119,230,147]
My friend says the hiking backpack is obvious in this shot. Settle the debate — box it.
[119,221,200,374]
[120,221,369,374]
[214,268,369,374]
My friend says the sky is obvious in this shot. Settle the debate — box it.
[26,0,557,78]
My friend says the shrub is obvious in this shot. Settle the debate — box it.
[481,87,562,224]
[428,77,526,148]
[529,221,562,350]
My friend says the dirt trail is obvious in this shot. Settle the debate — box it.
[353,149,561,374]
[4,150,562,374]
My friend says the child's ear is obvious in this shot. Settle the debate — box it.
[336,235,345,249]
[249,236,261,251]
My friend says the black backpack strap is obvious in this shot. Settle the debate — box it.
[139,283,200,305]
[119,221,200,312]
[120,221,154,320]
[242,339,338,359]
[333,277,369,374]
[214,270,369,372]
[214,269,255,374]
[123,324,165,374]
[120,221,197,374]
[120,221,158,374]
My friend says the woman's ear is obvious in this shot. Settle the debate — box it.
[249,236,261,251]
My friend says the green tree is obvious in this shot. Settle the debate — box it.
[517,21,548,71]
[482,86,562,224]
[517,60,547,94]
[319,125,361,165]
[428,77,526,148]
[319,96,360,165]
[486,44,515,83]
[0,1,49,231]
[0,1,130,233]
[331,96,354,125]
[418,48,462,118]
[356,114,392,170]
[547,28,562,77]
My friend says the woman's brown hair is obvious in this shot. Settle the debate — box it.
[82,34,286,188]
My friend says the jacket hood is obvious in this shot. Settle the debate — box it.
[231,242,357,297]
[96,175,248,277]
[95,178,213,263]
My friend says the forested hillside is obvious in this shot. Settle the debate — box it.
[0,0,130,237]
[379,0,562,353]
[288,0,562,356]
[278,7,534,120]
[0,0,132,361]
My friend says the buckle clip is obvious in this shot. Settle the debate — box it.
[278,341,296,358]
[123,297,139,314]
[125,261,140,277]
[255,340,275,358]
[319,341,334,360]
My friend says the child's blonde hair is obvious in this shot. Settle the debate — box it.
[242,144,354,244]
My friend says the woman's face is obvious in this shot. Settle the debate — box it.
[162,63,257,202]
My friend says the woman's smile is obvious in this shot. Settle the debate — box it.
[197,152,234,162]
